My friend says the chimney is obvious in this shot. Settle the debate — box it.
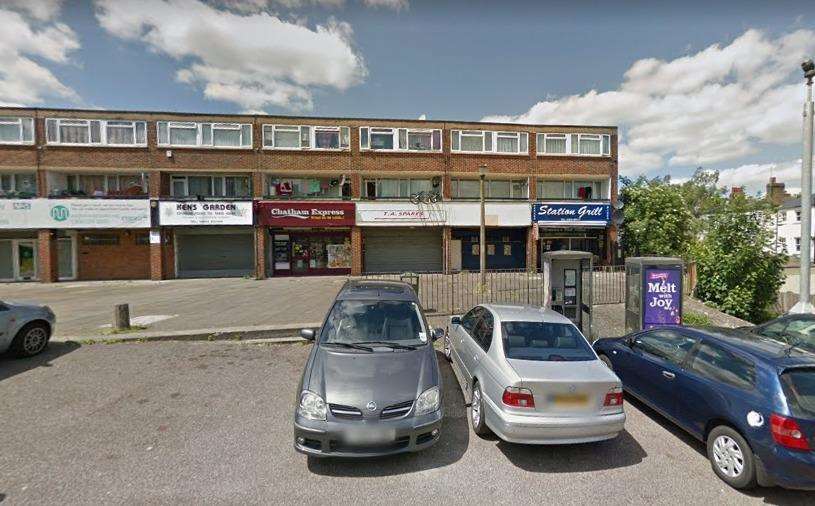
[766,176,789,206]
[730,186,744,198]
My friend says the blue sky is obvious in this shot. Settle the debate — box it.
[2,0,814,193]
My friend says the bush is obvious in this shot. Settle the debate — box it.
[682,310,711,326]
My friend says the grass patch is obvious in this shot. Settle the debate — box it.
[100,325,148,336]
[683,310,712,326]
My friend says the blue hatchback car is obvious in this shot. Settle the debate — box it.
[593,326,815,490]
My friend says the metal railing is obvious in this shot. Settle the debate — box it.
[356,266,625,315]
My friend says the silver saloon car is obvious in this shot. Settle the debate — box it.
[0,300,56,357]
[444,304,625,444]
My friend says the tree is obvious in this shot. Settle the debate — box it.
[692,197,786,322]
[619,176,694,257]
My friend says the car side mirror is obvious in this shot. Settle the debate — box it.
[431,328,445,342]
[300,328,315,341]
[450,316,461,325]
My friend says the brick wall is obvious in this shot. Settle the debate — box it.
[76,230,150,280]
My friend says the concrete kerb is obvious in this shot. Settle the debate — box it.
[56,322,322,344]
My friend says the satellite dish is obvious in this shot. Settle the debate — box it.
[613,199,624,210]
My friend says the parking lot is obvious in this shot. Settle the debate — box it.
[1,341,811,505]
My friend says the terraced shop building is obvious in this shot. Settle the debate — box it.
[0,107,618,282]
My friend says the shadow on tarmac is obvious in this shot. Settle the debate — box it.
[0,341,80,382]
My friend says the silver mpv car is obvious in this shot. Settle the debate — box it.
[445,304,625,444]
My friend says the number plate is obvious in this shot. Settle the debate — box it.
[343,428,395,445]
[549,393,589,406]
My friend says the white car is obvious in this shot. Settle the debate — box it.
[0,300,56,357]
[444,304,625,444]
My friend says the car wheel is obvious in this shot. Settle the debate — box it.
[442,328,452,362]
[469,381,492,437]
[10,322,51,358]
[599,354,614,370]
[707,425,757,489]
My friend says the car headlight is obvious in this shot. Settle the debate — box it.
[415,386,440,416]
[297,390,326,421]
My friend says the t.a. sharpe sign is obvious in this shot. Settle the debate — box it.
[532,202,611,226]
[257,202,355,227]
[159,201,253,226]
[0,199,150,229]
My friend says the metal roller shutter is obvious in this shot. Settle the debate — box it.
[176,232,254,278]
[364,228,443,273]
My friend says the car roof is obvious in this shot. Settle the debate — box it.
[681,326,815,367]
[336,279,419,302]
[482,304,574,325]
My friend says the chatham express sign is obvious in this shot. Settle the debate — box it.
[256,202,355,227]
[532,202,611,227]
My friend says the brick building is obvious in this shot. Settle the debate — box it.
[0,107,618,282]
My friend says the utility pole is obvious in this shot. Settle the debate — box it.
[792,59,815,314]
[478,164,488,290]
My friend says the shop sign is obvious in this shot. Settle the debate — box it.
[257,202,355,227]
[356,202,446,226]
[0,199,151,229]
[532,202,610,226]
[642,267,682,329]
[158,201,253,226]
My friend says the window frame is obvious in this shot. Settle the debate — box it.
[0,116,35,145]
[265,175,351,200]
[451,129,529,155]
[45,118,147,147]
[362,177,440,199]
[536,178,611,201]
[536,132,612,157]
[262,124,350,151]
[63,173,149,196]
[359,126,442,152]
[450,177,529,200]
[632,329,698,366]
[169,174,252,198]
[687,341,756,391]
[157,121,252,149]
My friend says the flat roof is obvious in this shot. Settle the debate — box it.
[0,106,618,130]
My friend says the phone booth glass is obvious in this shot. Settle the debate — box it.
[541,250,593,338]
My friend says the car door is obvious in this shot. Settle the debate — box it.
[471,309,505,407]
[454,307,482,384]
[625,328,698,420]
[0,302,13,349]
[674,340,758,439]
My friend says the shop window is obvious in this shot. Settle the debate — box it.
[450,178,528,199]
[45,118,147,146]
[51,173,148,198]
[157,121,252,148]
[451,130,528,154]
[359,127,442,151]
[0,117,35,144]
[135,233,150,245]
[363,177,440,199]
[537,132,611,156]
[263,125,350,150]
[0,173,37,198]
[81,234,120,246]
[537,179,608,200]
[170,175,251,198]
[266,176,350,199]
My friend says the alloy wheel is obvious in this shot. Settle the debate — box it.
[471,386,481,427]
[23,327,47,355]
[443,332,451,359]
[712,435,744,478]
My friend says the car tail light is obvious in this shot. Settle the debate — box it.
[502,387,535,408]
[603,388,624,407]
[770,413,811,451]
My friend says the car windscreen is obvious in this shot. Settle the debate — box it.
[501,321,595,361]
[320,300,427,346]
[780,368,815,418]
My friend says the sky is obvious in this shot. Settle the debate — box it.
[1,0,814,194]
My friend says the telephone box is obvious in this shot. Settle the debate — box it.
[542,250,593,337]
[625,257,683,334]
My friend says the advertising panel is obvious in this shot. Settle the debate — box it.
[158,201,253,226]
[642,267,682,329]
[0,199,151,229]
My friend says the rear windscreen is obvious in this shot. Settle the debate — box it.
[501,321,595,361]
[780,369,815,418]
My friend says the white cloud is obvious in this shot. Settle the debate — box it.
[3,0,62,21]
[94,0,368,111]
[210,0,405,12]
[0,4,80,106]
[715,159,803,195]
[361,0,407,10]
[483,29,815,176]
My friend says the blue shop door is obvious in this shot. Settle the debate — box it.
[459,231,526,270]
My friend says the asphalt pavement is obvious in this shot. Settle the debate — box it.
[0,340,810,505]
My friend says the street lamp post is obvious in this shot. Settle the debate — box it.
[479,164,488,289]
[792,58,815,314]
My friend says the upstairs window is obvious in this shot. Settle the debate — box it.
[263,125,350,150]
[267,176,350,199]
[359,127,442,152]
[0,173,37,197]
[157,121,252,148]
[363,177,440,199]
[537,179,609,200]
[0,117,35,144]
[450,178,528,199]
[451,130,528,155]
[45,118,147,146]
[537,132,611,156]
[169,175,251,198]
[57,174,149,198]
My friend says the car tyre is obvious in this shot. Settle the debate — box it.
[442,328,452,362]
[469,381,492,438]
[10,322,51,358]
[598,354,614,370]
[707,425,757,490]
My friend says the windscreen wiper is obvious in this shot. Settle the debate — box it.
[356,341,418,350]
[324,342,374,352]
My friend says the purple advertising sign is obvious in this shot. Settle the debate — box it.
[642,268,682,329]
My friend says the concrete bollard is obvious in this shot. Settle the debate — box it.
[114,304,131,331]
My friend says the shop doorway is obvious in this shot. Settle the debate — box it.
[270,230,352,276]
[0,239,38,281]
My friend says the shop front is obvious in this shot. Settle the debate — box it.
[532,202,611,265]
[356,202,446,273]
[446,202,531,271]
[256,202,354,276]
[158,201,255,278]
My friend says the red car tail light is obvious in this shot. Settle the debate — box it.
[502,387,535,408]
[603,389,624,407]
[770,413,811,451]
